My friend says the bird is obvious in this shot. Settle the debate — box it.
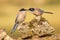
[11,8,27,34]
[28,8,53,22]
[28,8,54,27]
[29,8,53,16]
[28,8,55,36]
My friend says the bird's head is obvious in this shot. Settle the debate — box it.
[19,8,27,13]
[19,8,27,11]
[29,8,44,16]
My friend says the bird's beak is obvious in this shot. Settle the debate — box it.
[11,23,18,34]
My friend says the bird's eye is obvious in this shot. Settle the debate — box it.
[19,8,26,11]
[29,8,35,11]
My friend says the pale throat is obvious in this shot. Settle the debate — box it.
[35,16,42,21]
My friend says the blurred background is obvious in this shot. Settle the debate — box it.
[0,0,60,38]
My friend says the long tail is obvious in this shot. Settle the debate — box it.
[44,12,53,14]
[11,23,18,34]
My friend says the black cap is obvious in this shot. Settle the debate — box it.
[19,8,26,11]
[29,8,35,11]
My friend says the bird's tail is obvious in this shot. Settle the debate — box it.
[44,11,53,14]
[11,23,19,34]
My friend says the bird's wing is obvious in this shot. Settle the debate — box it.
[15,13,19,23]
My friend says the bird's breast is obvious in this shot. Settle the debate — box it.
[17,15,25,22]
